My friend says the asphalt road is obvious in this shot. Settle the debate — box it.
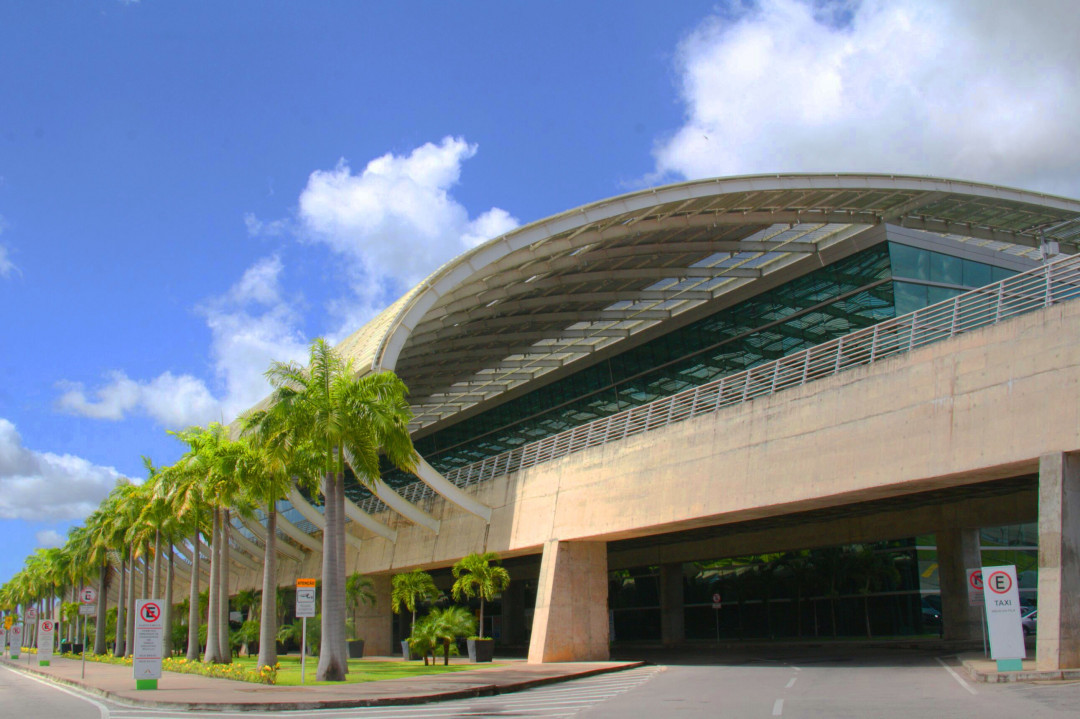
[3,647,1080,718]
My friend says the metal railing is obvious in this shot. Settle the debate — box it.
[359,254,1080,515]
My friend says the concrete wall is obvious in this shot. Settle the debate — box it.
[340,297,1080,572]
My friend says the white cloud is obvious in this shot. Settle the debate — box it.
[297,136,519,335]
[34,529,65,548]
[0,215,16,278]
[0,418,125,521]
[0,244,15,278]
[57,256,309,428]
[56,138,515,426]
[654,0,1080,197]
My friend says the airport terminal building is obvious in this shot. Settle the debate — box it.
[214,175,1080,669]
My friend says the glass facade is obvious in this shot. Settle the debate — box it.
[611,524,1038,642]
[346,238,1019,502]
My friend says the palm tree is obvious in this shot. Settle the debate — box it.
[247,338,417,681]
[162,431,210,662]
[391,570,440,639]
[424,606,477,666]
[451,552,510,640]
[232,429,321,671]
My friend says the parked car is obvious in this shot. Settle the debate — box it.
[1022,609,1037,636]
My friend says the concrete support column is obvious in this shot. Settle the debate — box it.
[1037,452,1080,670]
[660,563,685,645]
[502,579,527,645]
[354,573,393,657]
[528,540,609,663]
[937,527,982,641]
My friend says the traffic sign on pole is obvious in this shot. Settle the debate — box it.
[296,579,317,685]
[966,569,983,607]
[8,624,21,659]
[134,600,164,689]
[38,620,55,666]
[80,587,98,604]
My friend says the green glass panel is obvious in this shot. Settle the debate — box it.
[927,285,960,305]
[930,252,964,285]
[890,243,929,280]
[963,259,993,287]
[894,281,927,316]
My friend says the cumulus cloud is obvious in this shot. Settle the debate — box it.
[0,419,125,521]
[297,136,519,335]
[57,256,309,428]
[56,138,514,426]
[654,0,1080,196]
[34,529,65,548]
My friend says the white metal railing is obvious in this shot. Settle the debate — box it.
[359,254,1080,514]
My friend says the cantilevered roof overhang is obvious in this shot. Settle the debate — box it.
[334,174,1080,431]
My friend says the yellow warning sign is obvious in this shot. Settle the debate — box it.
[296,578,317,588]
[3,616,12,630]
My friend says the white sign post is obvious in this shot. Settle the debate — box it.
[8,624,21,659]
[981,565,1026,672]
[38,620,55,666]
[296,580,316,685]
[966,568,988,656]
[79,586,98,678]
[0,627,6,657]
[134,600,164,690]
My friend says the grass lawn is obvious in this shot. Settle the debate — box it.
[230,655,491,686]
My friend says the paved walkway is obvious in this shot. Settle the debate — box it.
[0,655,643,710]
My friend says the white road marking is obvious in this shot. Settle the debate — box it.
[0,662,111,719]
[785,677,797,689]
[935,656,978,696]
[772,698,784,715]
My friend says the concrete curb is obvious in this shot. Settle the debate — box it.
[0,657,646,711]
[960,658,1080,683]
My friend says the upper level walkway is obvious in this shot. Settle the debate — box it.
[363,253,1080,514]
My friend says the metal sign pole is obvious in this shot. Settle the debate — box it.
[82,621,87,678]
[715,608,720,643]
[301,617,307,685]
[981,605,988,657]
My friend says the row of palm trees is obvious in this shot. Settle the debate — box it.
[0,338,418,681]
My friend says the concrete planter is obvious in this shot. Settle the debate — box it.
[347,639,365,658]
[467,638,494,663]
[401,639,419,660]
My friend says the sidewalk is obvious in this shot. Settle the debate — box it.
[0,655,643,711]
[959,653,1080,683]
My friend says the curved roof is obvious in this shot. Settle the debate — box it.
[336,173,1080,430]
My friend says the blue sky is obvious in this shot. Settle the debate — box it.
[2,0,1078,586]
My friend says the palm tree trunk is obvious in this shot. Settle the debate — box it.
[94,562,109,655]
[186,525,202,661]
[205,507,223,663]
[479,598,485,640]
[142,548,150,600]
[125,555,136,658]
[335,467,348,673]
[317,468,347,681]
[256,505,278,669]
[152,529,162,598]
[218,509,231,663]
[163,544,174,657]
[115,554,127,656]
